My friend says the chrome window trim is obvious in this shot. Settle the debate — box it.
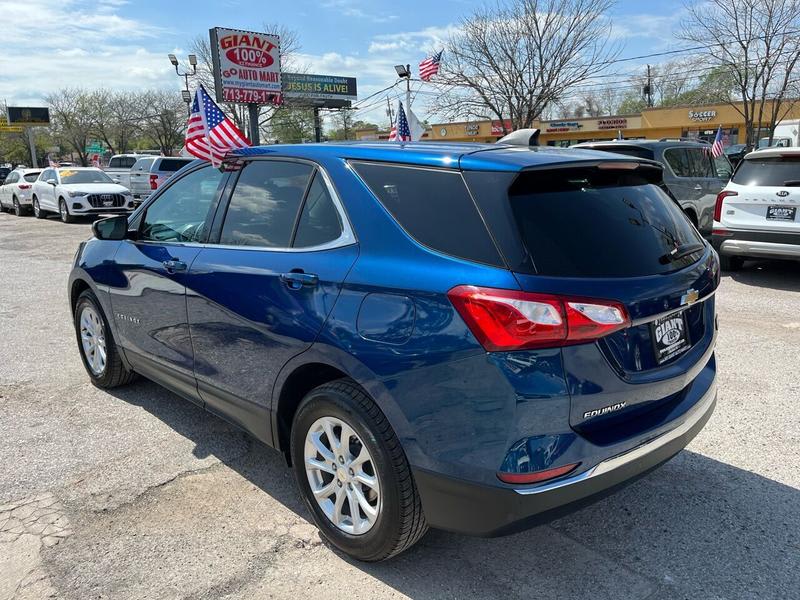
[629,288,716,327]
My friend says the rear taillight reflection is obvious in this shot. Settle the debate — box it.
[497,462,580,485]
[447,285,629,352]
[714,190,737,222]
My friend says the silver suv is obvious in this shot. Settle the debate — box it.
[129,156,195,204]
[574,139,733,234]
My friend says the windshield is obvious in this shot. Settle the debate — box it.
[732,156,800,187]
[509,167,703,277]
[59,169,113,184]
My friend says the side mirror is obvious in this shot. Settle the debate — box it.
[46,178,57,186]
[92,215,130,241]
[112,178,121,184]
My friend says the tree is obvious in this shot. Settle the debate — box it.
[45,88,95,166]
[432,0,619,133]
[269,108,315,143]
[680,0,800,146]
[138,91,186,155]
[89,90,142,155]
[189,24,301,139]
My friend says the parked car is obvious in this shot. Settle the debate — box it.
[724,143,750,167]
[712,147,800,270]
[0,168,42,216]
[103,154,145,189]
[129,156,195,203]
[68,140,719,562]
[0,166,11,185]
[574,139,733,233]
[31,167,135,223]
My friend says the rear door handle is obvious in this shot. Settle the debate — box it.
[280,272,319,289]
[163,259,187,273]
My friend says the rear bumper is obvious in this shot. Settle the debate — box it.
[713,228,800,260]
[413,376,716,537]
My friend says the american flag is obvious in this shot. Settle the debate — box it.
[710,126,724,158]
[185,85,250,167]
[388,101,412,142]
[419,50,443,82]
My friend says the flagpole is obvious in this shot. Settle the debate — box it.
[405,63,411,117]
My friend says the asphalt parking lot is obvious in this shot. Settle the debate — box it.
[1,212,798,600]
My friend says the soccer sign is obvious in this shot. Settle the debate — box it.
[209,27,281,105]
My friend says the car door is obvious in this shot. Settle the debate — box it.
[108,164,228,401]
[687,147,723,232]
[185,159,358,440]
[663,147,705,226]
[38,168,58,210]
[1,172,16,207]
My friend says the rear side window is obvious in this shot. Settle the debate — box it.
[732,155,800,187]
[158,158,193,172]
[509,168,703,277]
[220,160,313,248]
[293,173,343,248]
[664,148,692,177]
[351,162,502,267]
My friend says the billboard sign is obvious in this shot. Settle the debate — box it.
[209,27,281,105]
[282,73,357,108]
[7,106,50,126]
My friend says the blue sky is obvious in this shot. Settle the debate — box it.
[0,0,690,125]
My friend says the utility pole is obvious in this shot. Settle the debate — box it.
[248,103,260,145]
[313,106,322,143]
[26,127,37,168]
[645,64,653,108]
[404,63,411,116]
[386,97,394,128]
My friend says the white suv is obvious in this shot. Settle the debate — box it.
[712,147,800,270]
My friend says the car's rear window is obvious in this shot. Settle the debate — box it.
[509,168,703,277]
[351,161,503,267]
[732,155,800,187]
[158,158,193,172]
[587,146,654,160]
[23,172,41,182]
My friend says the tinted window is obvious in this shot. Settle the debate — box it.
[687,148,714,177]
[140,166,224,242]
[509,167,703,277]
[121,157,137,169]
[158,158,193,172]
[293,173,342,248]
[588,146,654,160]
[352,162,502,266]
[59,169,113,184]
[108,157,121,168]
[220,161,312,248]
[23,172,41,182]
[664,148,693,177]
[732,155,800,187]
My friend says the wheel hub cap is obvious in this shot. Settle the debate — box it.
[304,416,381,535]
[79,306,107,375]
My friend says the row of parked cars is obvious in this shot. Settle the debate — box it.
[0,154,193,222]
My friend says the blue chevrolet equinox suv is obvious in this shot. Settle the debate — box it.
[68,139,719,561]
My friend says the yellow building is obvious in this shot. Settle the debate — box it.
[355,100,800,147]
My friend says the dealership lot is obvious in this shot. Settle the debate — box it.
[1,212,798,599]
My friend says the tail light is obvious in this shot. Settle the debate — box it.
[497,462,580,485]
[447,285,630,352]
[18,184,31,189]
[149,174,158,190]
[714,190,737,222]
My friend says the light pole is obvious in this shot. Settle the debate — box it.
[394,64,411,118]
[168,53,197,116]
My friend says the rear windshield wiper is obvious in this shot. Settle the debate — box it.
[659,242,705,264]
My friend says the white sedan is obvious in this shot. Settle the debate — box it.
[0,168,42,216]
[31,167,135,223]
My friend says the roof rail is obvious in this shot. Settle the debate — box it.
[658,137,710,144]
[497,128,540,147]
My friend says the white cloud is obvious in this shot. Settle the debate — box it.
[322,0,398,24]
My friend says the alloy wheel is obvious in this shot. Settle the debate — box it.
[79,305,107,375]
[13,198,21,216]
[33,199,40,217]
[304,416,381,535]
[60,200,68,222]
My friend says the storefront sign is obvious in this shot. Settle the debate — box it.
[491,119,513,136]
[597,118,628,130]
[545,121,583,133]
[689,110,717,122]
[209,27,282,105]
[464,123,480,135]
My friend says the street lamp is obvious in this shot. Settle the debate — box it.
[168,53,197,115]
[393,64,412,122]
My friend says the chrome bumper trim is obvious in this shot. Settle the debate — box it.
[515,379,717,496]
[721,239,800,259]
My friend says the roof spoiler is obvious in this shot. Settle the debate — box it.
[497,128,540,147]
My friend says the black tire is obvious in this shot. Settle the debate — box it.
[13,196,25,217]
[73,290,136,388]
[33,197,46,219]
[0,199,6,212]
[59,198,75,223]
[720,254,744,271]
[291,379,427,562]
